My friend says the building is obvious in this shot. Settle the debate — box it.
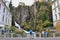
[3,0,10,8]
[52,0,60,31]
[39,0,51,2]
[0,0,12,30]
[38,0,44,2]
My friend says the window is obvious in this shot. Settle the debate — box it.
[5,11,8,23]
[55,14,57,19]
[59,13,60,19]
[55,9,57,13]
[8,19,9,24]
[2,15,4,21]
[0,4,1,9]
[3,8,5,13]
[0,4,1,13]
[54,2,56,7]
[58,0,60,5]
[6,11,8,16]
[58,7,60,11]
[5,17,7,23]
[54,0,56,1]
[57,0,59,5]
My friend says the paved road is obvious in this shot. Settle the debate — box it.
[0,37,60,40]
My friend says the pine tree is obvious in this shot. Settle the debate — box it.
[9,0,15,25]
[9,0,13,12]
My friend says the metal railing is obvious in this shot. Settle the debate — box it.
[0,32,60,38]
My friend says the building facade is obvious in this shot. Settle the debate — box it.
[39,0,51,2]
[52,0,60,28]
[0,0,12,29]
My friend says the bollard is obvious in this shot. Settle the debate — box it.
[53,33,55,37]
[27,33,30,38]
[4,33,6,38]
[39,33,41,38]
[11,33,13,38]
[34,33,36,38]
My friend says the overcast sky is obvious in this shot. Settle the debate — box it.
[8,0,35,7]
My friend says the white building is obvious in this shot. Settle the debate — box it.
[52,0,60,27]
[0,0,12,30]
[38,0,51,2]
[3,0,10,8]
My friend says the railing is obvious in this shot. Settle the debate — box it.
[0,32,60,38]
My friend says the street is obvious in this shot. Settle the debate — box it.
[0,37,60,40]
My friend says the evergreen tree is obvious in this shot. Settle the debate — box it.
[9,0,15,25]
[9,0,13,12]
[36,1,52,31]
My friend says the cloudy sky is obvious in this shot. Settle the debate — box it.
[8,0,35,7]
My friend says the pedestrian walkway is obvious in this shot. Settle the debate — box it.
[0,37,60,40]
